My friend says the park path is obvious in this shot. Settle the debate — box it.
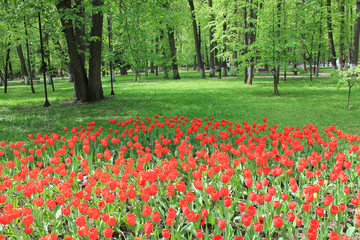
[254,72,331,78]
[2,72,332,87]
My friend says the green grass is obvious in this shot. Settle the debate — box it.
[0,70,359,142]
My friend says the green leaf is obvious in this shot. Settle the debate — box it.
[208,214,215,225]
[346,227,356,237]
[55,207,62,219]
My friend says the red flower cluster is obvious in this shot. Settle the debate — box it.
[0,115,359,239]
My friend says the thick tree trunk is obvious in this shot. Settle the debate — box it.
[74,0,86,67]
[351,0,360,69]
[188,0,205,78]
[327,0,337,70]
[16,45,29,84]
[209,0,215,77]
[167,27,180,79]
[56,0,89,101]
[68,63,74,83]
[88,0,104,101]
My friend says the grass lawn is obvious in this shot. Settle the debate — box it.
[0,70,359,143]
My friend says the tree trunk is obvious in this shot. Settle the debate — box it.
[88,0,104,101]
[4,43,10,93]
[188,0,205,78]
[214,44,220,71]
[150,61,154,73]
[120,66,127,75]
[145,60,148,77]
[38,12,51,107]
[205,43,209,70]
[248,0,256,85]
[68,63,74,83]
[74,0,86,67]
[327,0,337,70]
[0,70,3,86]
[316,51,321,76]
[244,1,248,84]
[209,0,215,77]
[338,0,345,71]
[273,66,280,96]
[347,84,352,109]
[155,37,159,76]
[167,27,180,79]
[232,51,238,76]
[8,60,13,80]
[193,55,197,70]
[309,58,313,81]
[24,16,35,93]
[16,45,29,84]
[351,0,360,69]
[108,16,115,95]
[56,0,89,102]
[222,22,228,77]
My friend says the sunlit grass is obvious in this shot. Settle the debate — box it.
[0,70,359,142]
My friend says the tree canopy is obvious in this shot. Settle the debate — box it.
[1,0,360,101]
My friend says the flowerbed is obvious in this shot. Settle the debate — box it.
[0,115,359,240]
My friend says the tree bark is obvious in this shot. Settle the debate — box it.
[327,0,337,70]
[74,0,86,67]
[56,0,89,101]
[150,61,154,73]
[167,27,180,79]
[232,51,238,76]
[24,16,35,93]
[4,43,10,93]
[243,1,248,83]
[209,0,215,77]
[248,0,256,85]
[38,12,50,107]
[188,0,205,78]
[108,16,115,95]
[8,60,13,80]
[338,0,345,71]
[88,0,104,101]
[351,0,360,69]
[222,22,228,77]
[16,45,29,84]
[68,63,74,83]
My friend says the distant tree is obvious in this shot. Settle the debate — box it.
[188,0,205,78]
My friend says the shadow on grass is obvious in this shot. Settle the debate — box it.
[0,71,359,142]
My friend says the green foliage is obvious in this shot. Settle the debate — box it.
[335,66,360,89]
